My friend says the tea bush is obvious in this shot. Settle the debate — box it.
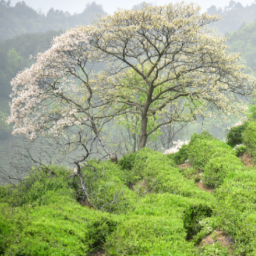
[131,193,213,237]
[197,242,229,256]
[227,121,249,147]
[215,169,256,254]
[130,148,214,202]
[187,132,235,170]
[234,144,247,156]
[242,121,256,158]
[105,215,195,255]
[118,152,137,171]
[2,166,75,207]
[167,143,189,164]
[0,199,119,255]
[203,155,244,188]
[80,160,137,213]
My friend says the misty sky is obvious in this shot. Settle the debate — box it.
[10,0,256,14]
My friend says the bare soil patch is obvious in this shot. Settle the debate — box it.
[177,163,192,169]
[200,230,235,253]
[240,152,254,167]
[196,180,214,193]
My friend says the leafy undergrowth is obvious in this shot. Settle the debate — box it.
[1,132,256,255]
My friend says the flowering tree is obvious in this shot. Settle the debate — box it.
[87,2,256,148]
[7,27,117,166]
[7,2,256,159]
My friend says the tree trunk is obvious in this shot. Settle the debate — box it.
[139,114,148,149]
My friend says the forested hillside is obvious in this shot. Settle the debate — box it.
[0,0,106,41]
[0,30,62,142]
[227,20,256,73]
[208,1,256,34]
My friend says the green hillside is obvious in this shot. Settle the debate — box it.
[1,127,256,255]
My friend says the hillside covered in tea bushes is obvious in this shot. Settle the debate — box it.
[1,117,256,255]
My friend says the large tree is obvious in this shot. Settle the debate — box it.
[87,2,256,148]
[7,2,256,158]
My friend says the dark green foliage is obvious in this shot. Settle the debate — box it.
[203,155,244,188]
[242,121,256,158]
[105,193,213,255]
[226,121,249,147]
[234,144,247,156]
[3,136,256,255]
[118,152,137,170]
[167,143,189,164]
[183,204,213,240]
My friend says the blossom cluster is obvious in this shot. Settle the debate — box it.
[7,27,92,139]
[163,140,189,154]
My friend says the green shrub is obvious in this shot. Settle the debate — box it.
[234,144,247,156]
[120,148,159,187]
[167,143,189,164]
[80,161,137,213]
[197,242,229,256]
[0,199,119,255]
[234,213,256,255]
[203,155,244,188]
[0,205,17,254]
[179,167,201,182]
[130,148,214,202]
[242,121,256,158]
[191,217,217,245]
[215,169,256,255]
[1,166,74,207]
[227,121,249,147]
[187,132,235,170]
[118,152,137,170]
[131,193,213,239]
[105,215,195,255]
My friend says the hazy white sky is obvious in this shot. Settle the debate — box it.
[10,0,256,14]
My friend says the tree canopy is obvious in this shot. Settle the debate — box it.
[7,2,256,159]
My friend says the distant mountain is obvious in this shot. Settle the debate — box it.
[227,20,256,74]
[0,0,106,41]
[207,1,256,35]
[0,30,62,99]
